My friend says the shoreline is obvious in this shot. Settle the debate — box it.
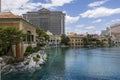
[0,50,47,73]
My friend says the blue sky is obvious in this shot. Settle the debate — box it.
[2,0,120,34]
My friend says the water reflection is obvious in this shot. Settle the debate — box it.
[2,47,120,80]
[65,48,120,80]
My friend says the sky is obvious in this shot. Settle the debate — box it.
[1,0,120,34]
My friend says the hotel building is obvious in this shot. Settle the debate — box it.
[68,32,84,47]
[0,12,37,60]
[109,23,120,46]
[23,8,65,35]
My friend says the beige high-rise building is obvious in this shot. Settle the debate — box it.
[23,8,65,35]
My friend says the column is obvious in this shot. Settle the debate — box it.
[16,43,23,60]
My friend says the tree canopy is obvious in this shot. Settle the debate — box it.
[36,28,49,47]
[60,34,70,45]
[0,27,24,56]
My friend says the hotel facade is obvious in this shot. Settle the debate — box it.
[68,33,84,47]
[23,8,65,35]
[0,12,37,60]
[109,23,120,46]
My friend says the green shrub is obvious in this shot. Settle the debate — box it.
[24,52,30,56]
[24,62,29,65]
[33,47,39,52]
[33,57,39,62]
[7,58,15,64]
[24,46,33,56]
[36,54,40,58]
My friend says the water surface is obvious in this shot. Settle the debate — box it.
[2,47,120,80]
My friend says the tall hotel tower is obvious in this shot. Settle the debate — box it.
[23,8,65,35]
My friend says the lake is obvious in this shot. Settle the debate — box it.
[2,47,120,80]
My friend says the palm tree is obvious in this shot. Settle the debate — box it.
[0,27,24,56]
[36,28,49,48]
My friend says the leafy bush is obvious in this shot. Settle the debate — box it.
[33,57,39,62]
[36,54,40,58]
[33,47,39,52]
[24,46,33,56]
[60,34,70,45]
[24,62,29,65]
[7,57,23,64]
[7,58,15,64]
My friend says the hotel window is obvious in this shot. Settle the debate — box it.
[27,31,31,42]
[31,35,34,42]
[27,31,33,43]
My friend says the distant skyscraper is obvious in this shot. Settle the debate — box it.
[23,8,65,35]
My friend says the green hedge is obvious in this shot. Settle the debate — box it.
[24,46,34,56]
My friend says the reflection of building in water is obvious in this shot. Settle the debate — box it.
[0,12,37,60]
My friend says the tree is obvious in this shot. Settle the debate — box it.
[83,37,88,46]
[36,28,49,48]
[83,34,100,47]
[83,34,92,46]
[96,40,104,47]
[108,36,113,47]
[0,27,24,56]
[60,34,70,45]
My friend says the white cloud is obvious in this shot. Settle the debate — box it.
[66,15,80,24]
[41,0,73,8]
[93,19,102,23]
[88,0,109,7]
[95,31,101,34]
[66,24,98,34]
[85,26,95,30]
[63,11,80,24]
[2,0,41,15]
[45,0,50,3]
[73,29,87,34]
[80,7,120,18]
[106,19,120,26]
[75,25,95,30]
[111,19,120,23]
[66,26,87,34]
[2,0,73,15]
[76,24,85,28]
[66,27,99,34]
